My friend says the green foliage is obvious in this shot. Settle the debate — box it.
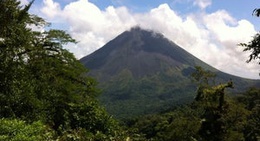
[0,0,96,129]
[123,67,258,141]
[192,67,234,140]
[127,86,256,141]
[191,66,216,86]
[99,68,195,119]
[237,88,260,141]
[223,99,249,141]
[0,0,127,140]
[65,101,122,135]
[158,106,202,141]
[0,118,54,141]
[238,87,260,110]
[127,106,202,141]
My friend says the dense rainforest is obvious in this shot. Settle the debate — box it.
[0,0,259,141]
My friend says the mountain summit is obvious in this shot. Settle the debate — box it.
[81,27,211,79]
[81,27,260,119]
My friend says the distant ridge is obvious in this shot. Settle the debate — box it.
[81,27,260,119]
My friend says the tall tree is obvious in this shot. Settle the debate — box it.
[192,67,235,141]
[0,1,125,139]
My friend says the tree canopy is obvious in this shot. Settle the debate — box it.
[0,0,126,140]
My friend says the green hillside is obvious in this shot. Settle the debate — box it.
[81,27,260,119]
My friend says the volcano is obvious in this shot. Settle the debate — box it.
[80,27,260,119]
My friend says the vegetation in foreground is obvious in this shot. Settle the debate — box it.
[0,0,259,140]
[0,0,126,140]
[126,67,260,141]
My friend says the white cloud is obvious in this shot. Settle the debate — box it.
[200,10,257,78]
[193,0,212,9]
[41,0,61,19]
[61,0,136,58]
[39,1,259,79]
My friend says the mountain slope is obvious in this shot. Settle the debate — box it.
[82,27,213,79]
[81,27,260,119]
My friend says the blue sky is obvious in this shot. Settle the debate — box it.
[22,0,260,79]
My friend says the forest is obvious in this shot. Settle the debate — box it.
[0,0,259,141]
